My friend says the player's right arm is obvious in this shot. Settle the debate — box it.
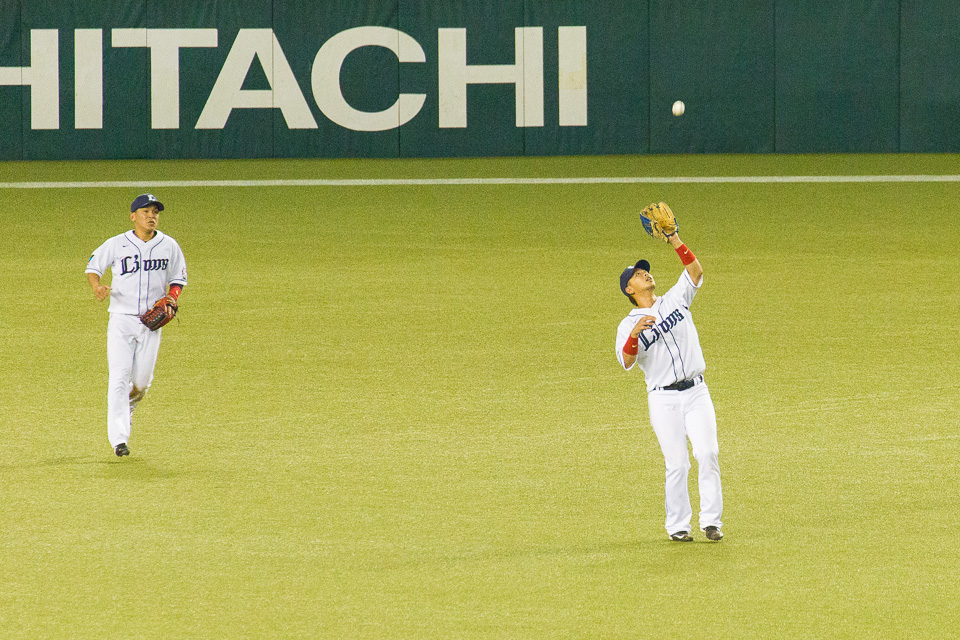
[86,238,114,302]
[87,272,111,301]
[617,315,656,370]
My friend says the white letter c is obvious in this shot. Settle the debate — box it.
[312,27,426,132]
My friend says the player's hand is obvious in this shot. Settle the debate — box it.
[163,295,178,315]
[93,285,111,301]
[631,315,657,337]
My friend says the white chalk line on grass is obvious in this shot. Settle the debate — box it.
[3,175,960,189]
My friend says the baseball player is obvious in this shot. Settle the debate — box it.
[85,194,187,457]
[615,202,724,542]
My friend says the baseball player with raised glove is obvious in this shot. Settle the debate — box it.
[616,201,724,542]
[86,194,187,457]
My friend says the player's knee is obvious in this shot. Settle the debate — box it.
[664,456,691,475]
[693,446,720,466]
[109,372,132,389]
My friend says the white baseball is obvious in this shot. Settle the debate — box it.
[672,100,685,117]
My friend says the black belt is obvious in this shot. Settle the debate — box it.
[656,375,704,392]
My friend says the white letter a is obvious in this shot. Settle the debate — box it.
[196,29,317,129]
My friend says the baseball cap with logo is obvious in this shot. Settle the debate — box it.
[130,193,164,213]
[619,259,651,300]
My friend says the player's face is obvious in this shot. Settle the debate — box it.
[131,205,160,232]
[629,268,655,293]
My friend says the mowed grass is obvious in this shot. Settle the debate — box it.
[0,154,958,639]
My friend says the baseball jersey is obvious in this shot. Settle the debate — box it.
[616,270,706,392]
[86,230,187,316]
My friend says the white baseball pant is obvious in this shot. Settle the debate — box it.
[106,313,162,447]
[647,382,723,535]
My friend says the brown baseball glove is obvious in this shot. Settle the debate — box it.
[140,296,178,331]
[640,201,678,241]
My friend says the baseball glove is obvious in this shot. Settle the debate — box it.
[640,201,678,241]
[140,296,177,331]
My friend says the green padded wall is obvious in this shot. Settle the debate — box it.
[649,0,775,153]
[0,1,958,158]
[900,1,960,152]
[774,1,900,153]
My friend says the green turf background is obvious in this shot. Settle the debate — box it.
[0,154,958,638]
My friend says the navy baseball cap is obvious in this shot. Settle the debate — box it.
[619,259,651,298]
[130,193,164,212]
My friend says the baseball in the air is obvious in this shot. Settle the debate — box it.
[672,100,685,117]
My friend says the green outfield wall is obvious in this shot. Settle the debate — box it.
[1,0,957,160]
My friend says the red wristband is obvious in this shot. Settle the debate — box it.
[168,284,183,300]
[623,335,639,356]
[675,243,696,266]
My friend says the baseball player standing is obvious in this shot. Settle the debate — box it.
[615,202,724,542]
[85,194,187,457]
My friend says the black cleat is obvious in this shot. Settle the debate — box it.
[670,531,694,542]
[114,443,130,457]
[704,526,723,541]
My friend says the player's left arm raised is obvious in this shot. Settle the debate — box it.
[667,233,702,285]
[639,201,702,285]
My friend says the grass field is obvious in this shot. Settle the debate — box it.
[1,153,958,639]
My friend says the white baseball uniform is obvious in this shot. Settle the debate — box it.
[86,230,187,448]
[616,270,723,536]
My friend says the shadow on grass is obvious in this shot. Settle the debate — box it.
[0,454,184,480]
[416,539,644,568]
[419,536,733,569]
[97,456,184,481]
[0,455,103,470]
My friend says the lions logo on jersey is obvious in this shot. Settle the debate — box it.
[120,255,170,276]
[639,309,686,351]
